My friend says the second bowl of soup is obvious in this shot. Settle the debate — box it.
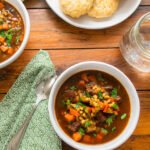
[49,61,140,150]
[0,0,30,68]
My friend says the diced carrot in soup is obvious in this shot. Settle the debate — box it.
[0,25,3,30]
[92,107,97,113]
[72,132,82,142]
[0,2,4,9]
[81,73,89,82]
[86,107,92,113]
[0,45,8,52]
[64,114,75,122]
[69,108,80,117]
[96,133,103,142]
[83,135,92,143]
[0,36,5,43]
[103,104,109,112]
[2,23,9,30]
[88,75,97,82]
[7,48,14,55]
[78,80,86,87]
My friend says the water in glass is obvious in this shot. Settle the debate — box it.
[120,12,150,72]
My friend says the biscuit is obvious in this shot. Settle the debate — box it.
[61,0,94,18]
[88,0,119,18]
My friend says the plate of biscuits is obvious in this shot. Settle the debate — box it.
[45,0,141,29]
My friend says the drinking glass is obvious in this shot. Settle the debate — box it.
[120,12,150,72]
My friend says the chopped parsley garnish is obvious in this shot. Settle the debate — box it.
[97,75,105,81]
[75,102,86,108]
[0,30,5,37]
[62,99,71,106]
[98,91,103,100]
[106,115,116,126]
[93,133,97,137]
[6,33,13,46]
[78,128,85,135]
[85,91,91,98]
[68,121,72,124]
[70,86,77,90]
[79,97,83,101]
[111,88,118,98]
[62,100,66,106]
[66,99,71,105]
[112,127,116,132]
[0,29,13,46]
[121,113,127,120]
[84,121,91,127]
[101,128,108,135]
[111,103,119,110]
[15,35,20,44]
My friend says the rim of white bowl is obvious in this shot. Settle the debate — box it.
[45,0,142,29]
[0,0,30,69]
[48,61,140,150]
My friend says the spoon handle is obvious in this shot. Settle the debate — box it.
[7,105,37,150]
[7,75,57,150]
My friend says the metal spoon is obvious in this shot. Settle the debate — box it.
[7,75,57,150]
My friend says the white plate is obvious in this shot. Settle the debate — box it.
[45,0,141,29]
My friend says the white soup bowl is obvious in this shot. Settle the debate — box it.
[48,61,140,150]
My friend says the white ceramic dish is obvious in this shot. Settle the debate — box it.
[0,0,30,69]
[49,61,140,150]
[45,0,141,29]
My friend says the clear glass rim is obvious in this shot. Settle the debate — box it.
[133,12,150,58]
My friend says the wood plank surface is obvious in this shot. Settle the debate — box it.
[24,0,150,9]
[25,7,150,49]
[142,0,150,5]
[0,50,150,92]
[0,0,150,150]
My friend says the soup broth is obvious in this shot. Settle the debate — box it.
[55,71,130,144]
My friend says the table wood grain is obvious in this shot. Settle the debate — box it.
[0,0,150,150]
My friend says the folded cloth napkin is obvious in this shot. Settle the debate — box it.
[0,50,62,150]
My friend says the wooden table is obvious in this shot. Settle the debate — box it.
[0,0,150,149]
